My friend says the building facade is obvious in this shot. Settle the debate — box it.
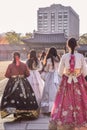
[37,4,79,39]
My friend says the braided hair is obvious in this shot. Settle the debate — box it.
[67,38,77,72]
[67,38,77,54]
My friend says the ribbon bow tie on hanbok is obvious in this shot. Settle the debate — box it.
[67,74,78,84]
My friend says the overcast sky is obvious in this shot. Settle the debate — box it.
[0,0,86,35]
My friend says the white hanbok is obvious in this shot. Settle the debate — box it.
[27,61,44,106]
[41,57,60,113]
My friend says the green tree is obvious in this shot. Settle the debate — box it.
[5,31,22,44]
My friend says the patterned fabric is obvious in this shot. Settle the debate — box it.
[50,74,87,128]
[69,54,75,73]
[58,52,87,77]
[49,122,74,130]
[1,76,39,119]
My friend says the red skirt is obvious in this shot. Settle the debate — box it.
[50,74,87,127]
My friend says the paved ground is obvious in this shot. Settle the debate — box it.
[0,114,49,130]
[0,79,87,130]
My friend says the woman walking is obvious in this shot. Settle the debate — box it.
[41,47,60,115]
[26,50,44,106]
[49,38,87,130]
[1,52,39,119]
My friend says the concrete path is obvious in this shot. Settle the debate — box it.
[0,114,49,130]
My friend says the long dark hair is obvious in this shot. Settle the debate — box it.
[13,52,20,64]
[27,50,38,69]
[67,38,77,54]
[45,47,60,68]
[40,51,46,61]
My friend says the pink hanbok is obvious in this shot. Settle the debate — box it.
[49,52,87,129]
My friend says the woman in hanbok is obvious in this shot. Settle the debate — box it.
[1,52,39,119]
[26,50,44,106]
[41,47,60,115]
[49,38,87,130]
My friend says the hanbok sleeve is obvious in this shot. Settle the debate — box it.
[5,64,11,78]
[58,55,65,77]
[81,55,87,77]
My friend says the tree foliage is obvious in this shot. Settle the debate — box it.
[79,33,87,44]
[5,31,33,44]
[5,31,22,44]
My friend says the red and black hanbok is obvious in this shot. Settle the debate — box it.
[1,62,39,119]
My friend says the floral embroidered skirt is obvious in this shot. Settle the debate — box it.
[1,77,39,119]
[49,74,87,128]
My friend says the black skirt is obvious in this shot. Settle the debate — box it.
[1,76,39,119]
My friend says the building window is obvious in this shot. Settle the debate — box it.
[51,20,55,23]
[43,21,48,25]
[38,16,43,19]
[58,27,62,29]
[44,13,48,19]
[43,24,48,27]
[64,11,68,14]
[38,13,43,16]
[38,26,43,29]
[51,13,55,19]
[51,30,55,32]
[58,15,62,18]
[63,21,67,23]
[58,30,62,33]
[63,15,68,18]
[51,24,55,26]
[58,11,62,15]
[38,19,43,22]
[38,23,43,26]
[38,13,43,19]
[51,13,55,28]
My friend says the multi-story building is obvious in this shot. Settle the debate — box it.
[37,4,79,39]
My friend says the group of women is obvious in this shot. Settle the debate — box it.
[1,37,87,130]
[0,45,60,119]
